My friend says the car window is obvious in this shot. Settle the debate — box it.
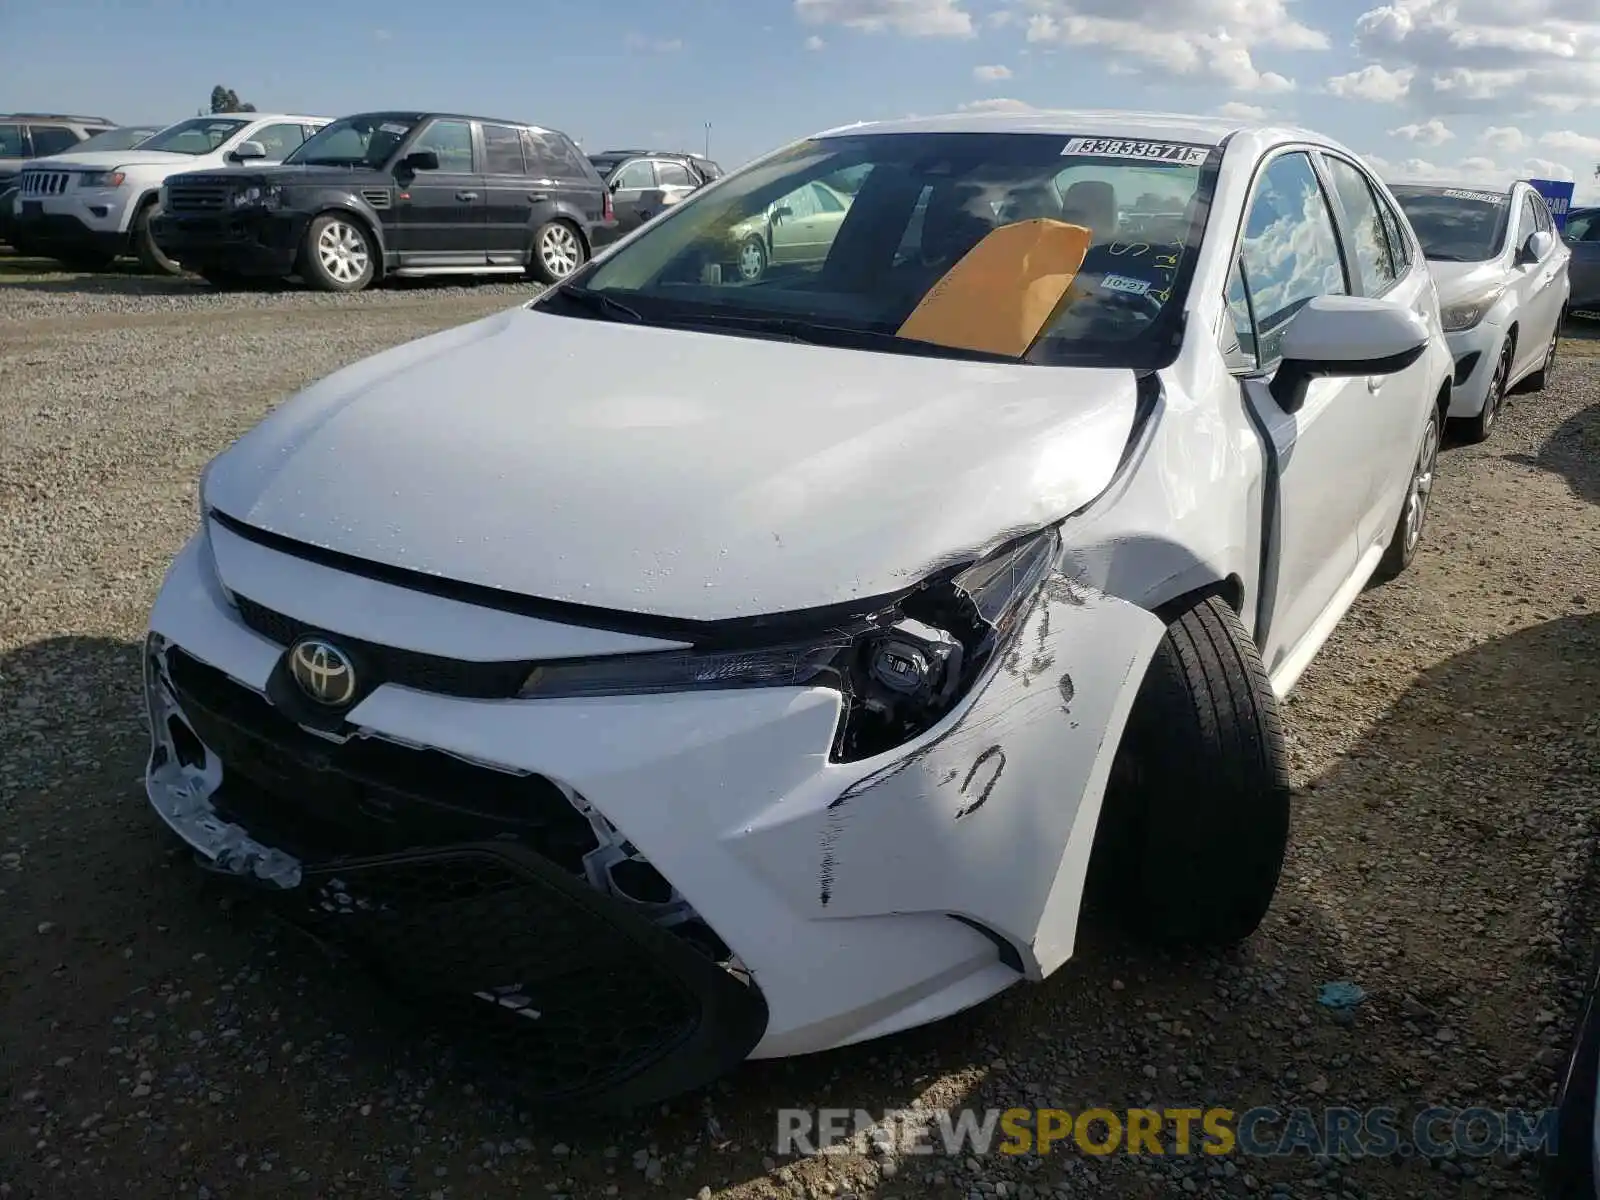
[1376,190,1412,273]
[1238,151,1348,365]
[482,123,525,176]
[1512,194,1539,255]
[29,126,81,156]
[1322,156,1397,296]
[545,133,593,182]
[0,124,29,157]
[249,123,307,159]
[779,183,819,219]
[1224,255,1258,370]
[1532,195,1553,235]
[613,160,655,190]
[656,160,694,188]
[411,119,474,172]
[812,183,846,213]
[1568,213,1600,243]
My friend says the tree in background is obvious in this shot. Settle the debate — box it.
[209,86,257,114]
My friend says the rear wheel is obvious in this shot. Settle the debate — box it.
[1372,403,1441,583]
[300,214,375,292]
[530,219,585,284]
[1089,596,1291,946]
[134,201,181,275]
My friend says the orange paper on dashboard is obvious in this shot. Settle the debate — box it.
[897,219,1093,357]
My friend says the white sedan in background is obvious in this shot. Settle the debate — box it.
[143,109,1454,1105]
[1391,181,1569,442]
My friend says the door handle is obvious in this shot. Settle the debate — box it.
[1366,375,1384,393]
[455,191,479,201]
[528,192,549,202]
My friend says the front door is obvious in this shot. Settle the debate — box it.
[1505,192,1553,379]
[608,158,659,234]
[770,181,848,266]
[1566,209,1600,312]
[390,118,487,267]
[1226,150,1369,683]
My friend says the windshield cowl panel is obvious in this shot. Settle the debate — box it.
[569,130,1219,370]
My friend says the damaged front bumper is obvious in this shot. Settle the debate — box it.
[143,524,1164,1100]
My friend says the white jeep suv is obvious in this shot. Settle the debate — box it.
[10,113,330,273]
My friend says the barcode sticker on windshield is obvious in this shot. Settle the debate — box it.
[379,123,410,135]
[1101,273,1151,296]
[1442,189,1505,204]
[1062,137,1210,166]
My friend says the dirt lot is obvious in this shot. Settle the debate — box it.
[1,262,1598,1200]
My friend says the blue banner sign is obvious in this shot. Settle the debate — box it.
[1529,178,1576,231]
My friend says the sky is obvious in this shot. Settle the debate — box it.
[5,0,1599,202]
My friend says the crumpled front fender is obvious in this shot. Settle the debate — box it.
[737,569,1167,980]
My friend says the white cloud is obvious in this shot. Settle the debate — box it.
[1540,130,1600,158]
[794,0,973,37]
[957,98,1038,113]
[1215,102,1269,121]
[973,63,1012,81]
[1345,0,1600,114]
[1021,0,1327,93]
[1389,117,1453,146]
[1324,64,1414,102]
[805,34,826,49]
[1481,126,1525,154]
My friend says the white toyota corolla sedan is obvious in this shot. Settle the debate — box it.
[143,110,1454,1105]
[1390,181,1569,442]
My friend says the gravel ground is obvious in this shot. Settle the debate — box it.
[1,270,1598,1200]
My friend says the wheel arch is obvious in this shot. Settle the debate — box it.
[532,203,592,255]
[301,202,386,278]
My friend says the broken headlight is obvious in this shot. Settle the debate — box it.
[517,528,1060,761]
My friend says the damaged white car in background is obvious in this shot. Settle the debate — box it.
[142,109,1455,1106]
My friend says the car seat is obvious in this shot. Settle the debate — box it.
[1059,180,1119,243]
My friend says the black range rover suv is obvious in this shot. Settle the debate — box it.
[151,111,616,291]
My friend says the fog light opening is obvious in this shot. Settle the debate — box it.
[166,715,206,770]
[607,858,675,905]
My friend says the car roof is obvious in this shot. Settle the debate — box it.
[336,110,570,135]
[1,113,115,124]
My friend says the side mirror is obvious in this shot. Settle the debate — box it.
[609,179,620,193]
[1519,230,1554,265]
[229,140,266,162]
[771,205,794,221]
[1269,295,1429,414]
[400,150,440,173]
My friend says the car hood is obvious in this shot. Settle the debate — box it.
[26,149,220,171]
[167,164,380,186]
[1429,257,1511,303]
[205,306,1145,622]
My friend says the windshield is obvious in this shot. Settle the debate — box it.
[140,118,250,155]
[1392,187,1510,262]
[288,115,419,167]
[68,126,158,153]
[569,131,1215,367]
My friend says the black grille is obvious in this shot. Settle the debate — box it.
[164,647,598,869]
[20,171,70,196]
[361,188,392,210]
[166,180,230,213]
[233,594,534,699]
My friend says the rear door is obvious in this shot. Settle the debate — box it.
[607,158,657,233]
[1317,152,1436,552]
[480,121,536,266]
[390,117,487,267]
[651,158,699,212]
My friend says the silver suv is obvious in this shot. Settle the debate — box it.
[0,113,117,190]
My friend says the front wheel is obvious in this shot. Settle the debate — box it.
[1372,403,1441,583]
[134,202,181,275]
[1089,596,1291,947]
[736,235,768,282]
[1460,341,1510,444]
[529,220,585,284]
[300,214,375,292]
[1520,321,1560,393]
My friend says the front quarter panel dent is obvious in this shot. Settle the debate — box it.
[739,566,1165,980]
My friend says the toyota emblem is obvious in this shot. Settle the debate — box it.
[288,638,357,707]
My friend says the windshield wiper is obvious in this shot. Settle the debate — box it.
[669,313,1019,362]
[550,286,644,322]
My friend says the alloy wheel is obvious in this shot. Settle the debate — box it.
[1483,346,1510,432]
[738,239,766,281]
[539,225,581,278]
[316,221,369,285]
[1404,414,1440,555]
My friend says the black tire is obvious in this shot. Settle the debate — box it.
[133,201,181,275]
[529,219,586,284]
[1520,320,1560,393]
[735,235,768,282]
[1372,403,1441,583]
[1090,596,1290,946]
[1459,339,1511,444]
[299,213,376,293]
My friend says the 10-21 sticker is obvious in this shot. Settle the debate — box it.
[1061,137,1209,167]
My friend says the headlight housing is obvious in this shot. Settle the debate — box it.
[78,169,127,188]
[518,527,1060,761]
[231,183,283,210]
[1440,285,1506,332]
